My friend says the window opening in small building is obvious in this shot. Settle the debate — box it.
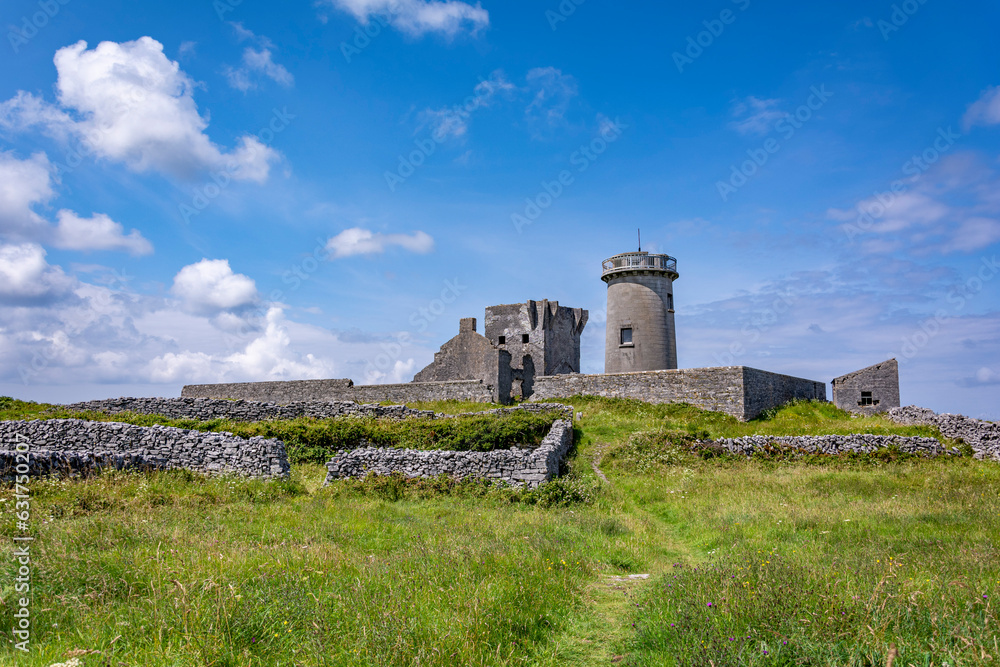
[860,391,874,406]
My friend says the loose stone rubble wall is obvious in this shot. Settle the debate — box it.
[887,406,1000,461]
[324,419,575,488]
[65,397,436,421]
[0,419,289,479]
[708,434,956,457]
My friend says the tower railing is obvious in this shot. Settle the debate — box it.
[601,252,678,280]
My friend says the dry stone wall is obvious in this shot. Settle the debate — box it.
[324,419,574,488]
[709,434,955,458]
[887,406,1000,461]
[182,378,496,404]
[65,397,436,421]
[0,419,289,479]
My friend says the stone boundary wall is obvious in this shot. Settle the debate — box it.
[741,367,827,419]
[0,419,289,479]
[62,397,572,423]
[324,419,574,488]
[887,406,1000,461]
[182,379,496,405]
[65,397,436,422]
[709,434,955,458]
[530,366,826,421]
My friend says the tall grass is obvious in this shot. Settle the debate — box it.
[0,396,996,665]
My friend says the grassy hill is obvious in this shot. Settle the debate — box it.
[0,398,997,666]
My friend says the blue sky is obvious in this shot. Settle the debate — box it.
[1,0,999,418]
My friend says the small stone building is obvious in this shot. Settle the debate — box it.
[831,359,900,414]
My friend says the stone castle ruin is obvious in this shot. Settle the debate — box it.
[183,250,880,421]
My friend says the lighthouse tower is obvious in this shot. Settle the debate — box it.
[602,251,679,373]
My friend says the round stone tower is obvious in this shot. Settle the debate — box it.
[602,251,679,373]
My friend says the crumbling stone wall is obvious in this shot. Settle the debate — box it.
[0,419,289,479]
[831,359,900,414]
[485,300,588,399]
[412,319,513,404]
[887,406,1000,461]
[323,419,574,488]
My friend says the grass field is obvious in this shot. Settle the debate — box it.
[1,397,997,666]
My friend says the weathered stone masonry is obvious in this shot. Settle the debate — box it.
[530,366,826,421]
[324,419,575,488]
[183,378,496,404]
[0,419,290,479]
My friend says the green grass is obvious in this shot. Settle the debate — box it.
[1,397,997,665]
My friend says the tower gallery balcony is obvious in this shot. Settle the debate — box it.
[601,252,679,282]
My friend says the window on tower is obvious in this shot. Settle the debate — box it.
[498,336,506,345]
[667,293,674,310]
[522,334,530,344]
[620,327,633,345]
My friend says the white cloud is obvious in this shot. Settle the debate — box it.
[0,150,151,255]
[171,259,258,314]
[0,243,76,305]
[525,67,578,129]
[0,91,74,140]
[729,96,786,136]
[53,210,153,256]
[226,48,294,91]
[0,151,53,239]
[326,228,434,258]
[963,86,1000,130]
[1,37,279,182]
[327,0,489,37]
[421,70,514,141]
[829,155,1000,256]
[223,25,294,92]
